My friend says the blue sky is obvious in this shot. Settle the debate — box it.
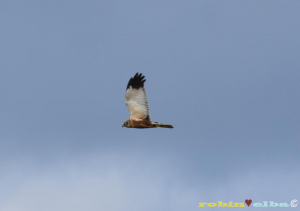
[0,1,299,210]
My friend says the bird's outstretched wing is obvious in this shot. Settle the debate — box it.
[125,73,150,121]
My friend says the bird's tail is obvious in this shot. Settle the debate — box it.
[154,123,174,128]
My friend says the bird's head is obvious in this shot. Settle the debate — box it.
[122,120,129,127]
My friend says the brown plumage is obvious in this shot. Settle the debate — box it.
[122,73,173,129]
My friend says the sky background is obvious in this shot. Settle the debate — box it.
[0,1,300,210]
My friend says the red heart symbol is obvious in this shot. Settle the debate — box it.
[245,199,252,207]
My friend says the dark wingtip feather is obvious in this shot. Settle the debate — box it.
[126,72,146,90]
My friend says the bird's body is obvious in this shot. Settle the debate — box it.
[122,73,173,129]
[124,118,173,129]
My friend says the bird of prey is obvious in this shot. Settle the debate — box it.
[122,73,173,129]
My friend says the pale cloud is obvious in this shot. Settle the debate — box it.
[1,153,298,211]
[0,153,173,211]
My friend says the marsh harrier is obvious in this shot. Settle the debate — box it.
[122,73,173,129]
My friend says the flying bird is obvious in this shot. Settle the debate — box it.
[122,73,173,129]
